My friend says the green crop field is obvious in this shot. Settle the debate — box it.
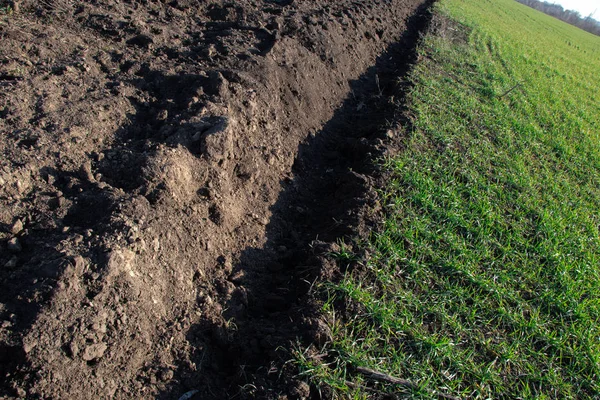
[297,0,600,398]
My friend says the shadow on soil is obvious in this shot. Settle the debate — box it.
[159,2,435,398]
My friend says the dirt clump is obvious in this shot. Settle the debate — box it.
[0,0,432,398]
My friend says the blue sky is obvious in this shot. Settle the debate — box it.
[553,0,600,17]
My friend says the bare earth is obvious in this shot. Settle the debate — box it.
[0,0,431,398]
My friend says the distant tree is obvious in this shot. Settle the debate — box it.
[515,0,600,36]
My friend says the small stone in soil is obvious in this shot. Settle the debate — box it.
[11,219,24,234]
[7,238,22,252]
[23,340,37,354]
[229,270,245,283]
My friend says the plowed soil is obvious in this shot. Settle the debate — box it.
[0,0,432,398]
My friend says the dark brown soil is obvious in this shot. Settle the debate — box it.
[0,0,432,398]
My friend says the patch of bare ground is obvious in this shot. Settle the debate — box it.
[0,0,433,398]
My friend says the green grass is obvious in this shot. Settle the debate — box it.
[0,0,12,14]
[297,0,600,398]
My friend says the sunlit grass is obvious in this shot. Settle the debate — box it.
[297,0,600,398]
